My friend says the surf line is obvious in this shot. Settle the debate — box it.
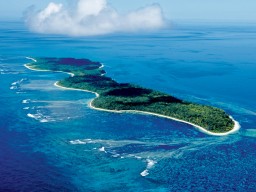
[25,57,74,77]
[24,56,240,136]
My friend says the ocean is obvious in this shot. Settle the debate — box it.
[0,21,256,191]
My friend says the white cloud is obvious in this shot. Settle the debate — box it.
[25,0,166,36]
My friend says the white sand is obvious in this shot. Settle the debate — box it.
[55,81,240,136]
[24,56,241,136]
[24,57,74,77]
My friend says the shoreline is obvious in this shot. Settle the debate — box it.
[55,82,240,136]
[24,57,240,136]
[24,57,75,77]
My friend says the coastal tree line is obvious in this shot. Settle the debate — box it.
[28,57,234,133]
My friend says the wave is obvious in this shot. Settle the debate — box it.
[140,159,157,177]
[26,57,37,63]
[70,139,89,145]
[27,113,35,118]
[69,137,239,177]
[10,86,17,90]
[69,139,146,147]
[27,113,50,123]
[20,80,60,91]
[0,60,28,74]
[24,100,87,123]
[69,138,159,176]
[99,147,107,153]
[0,68,17,75]
[10,78,28,91]
[11,78,27,86]
[22,99,30,104]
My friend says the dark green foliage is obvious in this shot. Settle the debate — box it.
[27,57,235,133]
[105,87,152,97]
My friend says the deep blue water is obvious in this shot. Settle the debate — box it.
[0,21,256,191]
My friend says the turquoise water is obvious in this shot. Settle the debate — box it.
[0,21,256,191]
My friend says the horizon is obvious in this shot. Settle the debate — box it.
[2,0,256,37]
[2,0,256,22]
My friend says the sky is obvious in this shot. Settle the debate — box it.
[25,0,165,36]
[2,0,256,22]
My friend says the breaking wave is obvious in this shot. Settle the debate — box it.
[24,99,89,123]
[69,136,239,177]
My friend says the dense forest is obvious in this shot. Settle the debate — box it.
[27,57,234,133]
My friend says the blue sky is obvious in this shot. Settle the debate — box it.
[2,0,256,22]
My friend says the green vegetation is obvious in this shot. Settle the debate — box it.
[27,57,235,133]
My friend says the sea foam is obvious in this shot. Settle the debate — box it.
[140,159,157,177]
[99,147,107,153]
[10,78,27,90]
[22,99,30,104]
[70,140,89,145]
[27,112,50,123]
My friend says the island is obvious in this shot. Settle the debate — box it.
[25,57,240,136]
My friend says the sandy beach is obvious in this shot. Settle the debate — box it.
[25,57,75,77]
[54,81,240,136]
[24,57,240,136]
